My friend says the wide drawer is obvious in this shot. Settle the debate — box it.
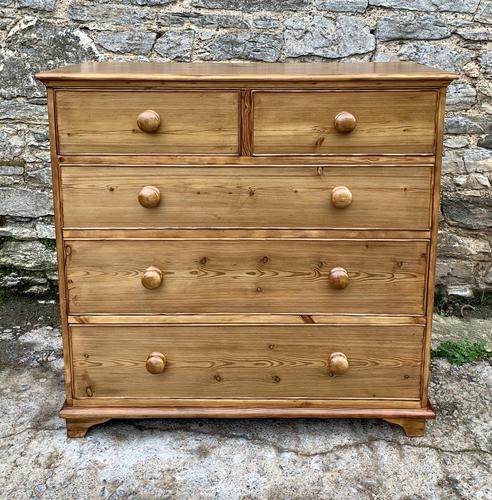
[253,90,437,155]
[71,324,423,400]
[65,239,428,315]
[61,166,432,230]
[55,90,240,154]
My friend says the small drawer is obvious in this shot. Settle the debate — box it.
[55,90,240,155]
[61,166,432,230]
[65,239,428,315]
[71,324,423,400]
[253,90,437,155]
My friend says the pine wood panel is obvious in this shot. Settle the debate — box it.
[61,166,432,230]
[35,61,457,83]
[421,87,448,405]
[70,397,423,409]
[59,154,436,167]
[47,89,74,404]
[61,403,433,422]
[71,325,423,400]
[68,314,426,325]
[55,90,239,154]
[253,91,437,155]
[65,239,428,315]
[63,228,431,239]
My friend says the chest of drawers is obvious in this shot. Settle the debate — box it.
[36,62,456,438]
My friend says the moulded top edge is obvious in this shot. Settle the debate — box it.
[35,61,458,84]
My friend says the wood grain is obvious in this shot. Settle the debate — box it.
[70,324,423,400]
[46,88,74,405]
[55,90,239,155]
[59,154,436,167]
[384,417,426,437]
[70,397,423,409]
[61,166,432,230]
[60,400,435,419]
[68,314,426,325]
[35,61,457,83]
[35,62,457,437]
[421,87,448,405]
[65,239,428,315]
[253,90,437,155]
[240,89,253,156]
[62,228,431,240]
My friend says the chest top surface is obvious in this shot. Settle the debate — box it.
[35,61,456,84]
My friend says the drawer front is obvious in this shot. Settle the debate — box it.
[62,166,432,230]
[71,325,423,400]
[253,91,437,155]
[66,239,428,315]
[55,90,239,154]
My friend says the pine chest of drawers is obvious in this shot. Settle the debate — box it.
[36,62,456,438]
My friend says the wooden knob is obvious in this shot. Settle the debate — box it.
[137,110,161,133]
[138,185,161,208]
[331,186,352,209]
[146,352,166,374]
[334,111,357,133]
[328,352,349,375]
[328,267,350,290]
[141,266,163,290]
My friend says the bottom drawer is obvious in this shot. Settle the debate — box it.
[71,324,423,400]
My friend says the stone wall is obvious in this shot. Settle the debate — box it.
[0,0,491,298]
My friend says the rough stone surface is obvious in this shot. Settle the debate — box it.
[18,0,56,11]
[476,1,492,24]
[0,187,53,217]
[154,30,194,61]
[0,1,491,295]
[445,116,487,135]
[446,82,477,111]
[191,0,309,12]
[369,0,481,13]
[0,18,99,99]
[438,231,491,261]
[252,16,279,29]
[198,32,282,62]
[95,31,157,55]
[444,136,470,149]
[316,0,368,13]
[0,240,56,271]
[377,14,451,41]
[68,2,154,27]
[480,50,492,77]
[157,12,248,28]
[130,0,176,4]
[442,196,492,230]
[478,134,492,149]
[399,43,473,72]
[454,21,492,41]
[284,15,375,58]
[463,148,492,173]
[0,304,490,498]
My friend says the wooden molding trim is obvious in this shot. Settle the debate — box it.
[60,402,435,420]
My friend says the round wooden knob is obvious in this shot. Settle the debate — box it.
[141,266,163,290]
[334,111,357,133]
[138,185,161,208]
[146,352,166,374]
[137,110,161,133]
[331,186,352,209]
[328,267,350,290]
[328,352,349,375]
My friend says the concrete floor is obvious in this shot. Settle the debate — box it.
[0,302,491,499]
